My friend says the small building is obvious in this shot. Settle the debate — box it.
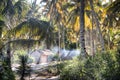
[40,49,53,63]
[30,49,53,64]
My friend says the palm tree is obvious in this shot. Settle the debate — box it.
[40,0,119,55]
[41,0,89,54]
[102,0,120,49]
[89,0,105,51]
[79,0,87,56]
[0,0,29,69]
[0,0,14,69]
[9,18,54,49]
[41,0,66,53]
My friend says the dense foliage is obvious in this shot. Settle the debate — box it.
[0,58,15,80]
[0,0,119,79]
[60,48,120,80]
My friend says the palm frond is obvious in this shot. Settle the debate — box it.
[5,18,54,49]
[66,7,79,25]
[11,18,51,36]
[2,0,15,16]
[10,39,39,46]
[0,0,7,11]
[0,20,5,26]
[0,20,5,37]
[63,2,75,10]
[103,0,120,27]
[1,39,40,50]
[106,0,120,14]
[14,0,27,17]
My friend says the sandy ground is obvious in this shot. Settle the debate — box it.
[12,62,60,80]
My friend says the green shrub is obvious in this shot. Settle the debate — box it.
[0,60,15,80]
[17,55,31,80]
[46,61,65,75]
[60,58,87,80]
[52,54,60,61]
[60,50,120,80]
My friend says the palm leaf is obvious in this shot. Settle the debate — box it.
[103,0,120,27]
[11,18,51,36]
[14,0,28,18]
[10,39,40,48]
[2,0,15,16]
[106,0,120,14]
[0,20,5,37]
[0,0,7,12]
[0,20,5,26]
[7,18,54,49]
[1,39,40,50]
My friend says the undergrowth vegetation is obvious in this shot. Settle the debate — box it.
[0,58,15,80]
[60,48,120,80]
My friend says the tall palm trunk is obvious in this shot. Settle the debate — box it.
[58,24,61,58]
[62,25,65,49]
[107,27,111,49]
[80,0,87,56]
[7,37,11,70]
[91,14,95,55]
[89,0,105,51]
[0,21,4,58]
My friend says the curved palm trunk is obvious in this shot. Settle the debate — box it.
[80,0,87,56]
[89,0,105,51]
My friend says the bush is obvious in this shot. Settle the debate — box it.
[45,61,65,76]
[17,55,31,80]
[60,58,87,80]
[0,60,15,80]
[60,50,120,80]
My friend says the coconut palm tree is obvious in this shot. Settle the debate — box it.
[0,0,14,69]
[79,0,87,56]
[89,0,105,52]
[0,0,39,70]
[102,0,120,49]
[41,0,87,55]
[40,0,66,53]
[10,18,54,48]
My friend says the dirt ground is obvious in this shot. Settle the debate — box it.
[13,62,60,80]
